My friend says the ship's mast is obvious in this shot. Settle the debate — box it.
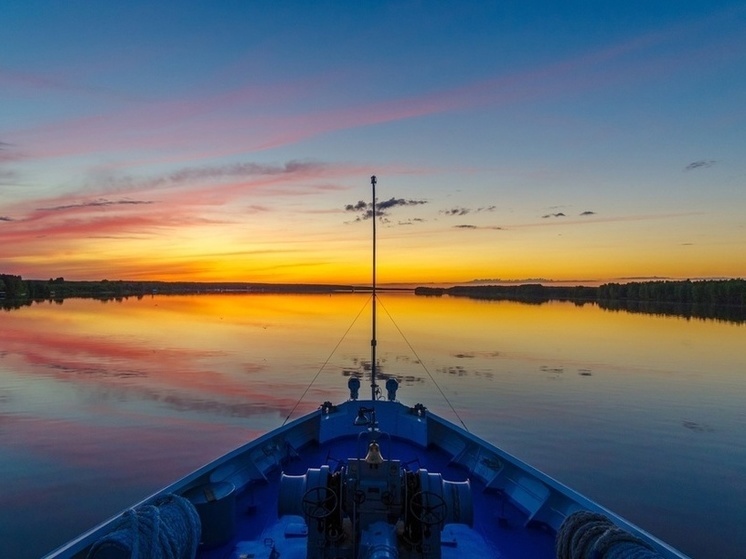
[370,175,378,400]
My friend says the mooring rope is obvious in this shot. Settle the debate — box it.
[376,295,470,432]
[556,510,662,559]
[87,494,200,559]
[282,295,372,426]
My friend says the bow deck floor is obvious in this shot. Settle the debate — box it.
[198,436,556,559]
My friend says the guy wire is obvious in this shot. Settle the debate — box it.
[376,296,469,432]
[282,294,372,426]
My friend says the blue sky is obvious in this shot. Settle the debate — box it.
[2,1,745,284]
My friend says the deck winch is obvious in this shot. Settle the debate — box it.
[279,415,472,559]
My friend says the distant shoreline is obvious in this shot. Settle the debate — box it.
[414,281,746,323]
[2,274,744,323]
[0,274,414,300]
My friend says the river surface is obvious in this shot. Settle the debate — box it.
[1,293,744,558]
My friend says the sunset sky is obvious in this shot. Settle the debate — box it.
[2,1,745,285]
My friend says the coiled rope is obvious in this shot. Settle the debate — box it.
[87,493,201,559]
[556,510,662,559]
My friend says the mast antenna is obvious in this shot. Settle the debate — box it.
[370,175,378,400]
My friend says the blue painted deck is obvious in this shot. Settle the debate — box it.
[43,400,689,559]
[197,436,556,559]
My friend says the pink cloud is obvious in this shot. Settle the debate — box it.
[7,18,718,166]
[0,159,386,270]
[0,207,205,246]
[5,71,324,164]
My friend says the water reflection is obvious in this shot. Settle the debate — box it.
[0,294,744,559]
[418,282,746,323]
[597,299,746,324]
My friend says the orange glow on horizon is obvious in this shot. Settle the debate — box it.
[2,193,744,285]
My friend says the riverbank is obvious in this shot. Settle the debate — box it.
[414,280,746,323]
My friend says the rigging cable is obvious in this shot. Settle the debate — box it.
[282,295,372,426]
[376,295,470,432]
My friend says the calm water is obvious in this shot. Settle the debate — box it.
[1,293,744,558]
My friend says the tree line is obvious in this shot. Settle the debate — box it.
[416,279,745,305]
[596,279,745,306]
[0,273,362,303]
[4,273,744,322]
[414,279,746,323]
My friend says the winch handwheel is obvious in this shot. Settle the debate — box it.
[410,490,447,527]
[302,486,339,519]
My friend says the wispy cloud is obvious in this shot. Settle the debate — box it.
[81,160,333,196]
[396,217,426,226]
[378,197,427,211]
[511,212,700,229]
[452,224,503,230]
[441,205,496,216]
[11,11,735,166]
[0,140,22,163]
[4,159,354,221]
[344,197,427,221]
[0,159,367,256]
[0,169,17,185]
[543,210,597,218]
[1,211,215,245]
[684,160,716,171]
[442,207,470,216]
[0,140,21,186]
[0,66,142,103]
[38,199,154,212]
